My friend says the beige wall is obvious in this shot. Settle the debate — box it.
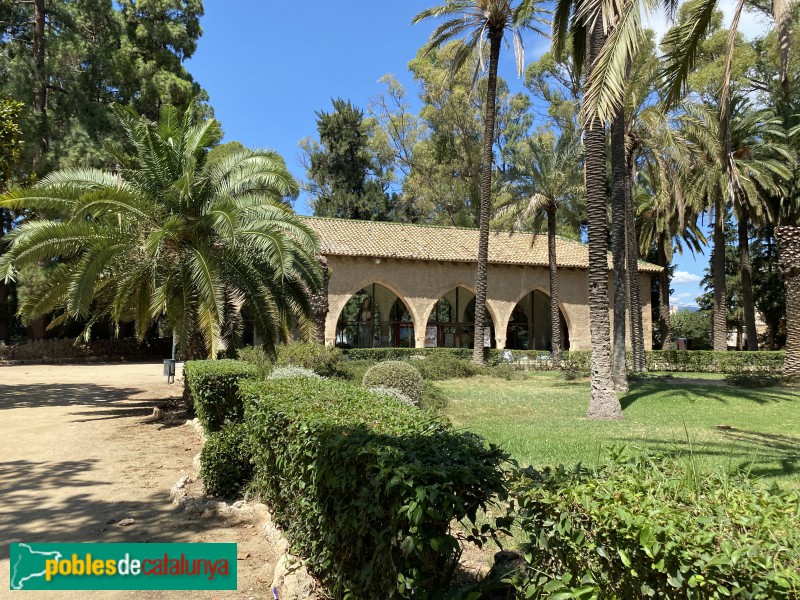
[323,255,653,351]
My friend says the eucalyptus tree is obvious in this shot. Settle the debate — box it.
[412,0,548,365]
[495,128,584,368]
[0,105,321,359]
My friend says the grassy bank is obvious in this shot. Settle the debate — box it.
[440,372,800,486]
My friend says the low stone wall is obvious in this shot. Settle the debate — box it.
[0,337,172,364]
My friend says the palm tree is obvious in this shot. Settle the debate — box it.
[636,163,707,349]
[542,0,626,418]
[681,100,792,351]
[495,129,584,368]
[0,105,321,359]
[620,37,661,370]
[413,0,547,365]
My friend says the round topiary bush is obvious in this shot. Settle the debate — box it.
[362,360,423,404]
[368,386,417,407]
[200,422,253,498]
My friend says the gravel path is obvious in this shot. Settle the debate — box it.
[0,363,276,599]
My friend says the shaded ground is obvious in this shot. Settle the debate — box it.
[0,363,276,598]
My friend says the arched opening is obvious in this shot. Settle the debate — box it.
[426,287,496,348]
[506,290,570,351]
[335,284,414,348]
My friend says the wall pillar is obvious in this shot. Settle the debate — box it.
[495,336,507,350]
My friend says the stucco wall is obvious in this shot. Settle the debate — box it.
[322,255,654,351]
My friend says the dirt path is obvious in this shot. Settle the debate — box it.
[0,363,276,599]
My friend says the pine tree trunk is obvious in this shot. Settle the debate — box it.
[776,226,800,377]
[585,19,622,420]
[32,0,49,173]
[713,201,728,351]
[547,203,563,368]
[472,31,502,366]
[657,232,672,349]
[611,111,628,391]
[33,0,46,116]
[738,214,757,350]
[625,145,645,370]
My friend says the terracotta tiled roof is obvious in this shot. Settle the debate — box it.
[301,217,662,273]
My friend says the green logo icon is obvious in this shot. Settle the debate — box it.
[10,543,237,591]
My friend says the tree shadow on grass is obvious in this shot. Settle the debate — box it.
[614,427,800,481]
[621,380,799,410]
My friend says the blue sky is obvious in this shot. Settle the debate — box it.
[186,1,769,309]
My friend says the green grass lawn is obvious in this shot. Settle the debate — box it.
[440,372,800,487]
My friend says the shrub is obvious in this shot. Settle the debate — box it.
[412,353,479,381]
[367,386,417,406]
[335,359,375,383]
[511,453,800,599]
[200,422,253,498]
[646,350,784,374]
[241,377,508,598]
[362,360,424,404]
[484,363,515,380]
[236,345,273,378]
[184,360,258,432]
[420,381,449,412]
[562,350,591,373]
[277,341,344,377]
[725,371,783,388]
[268,365,322,380]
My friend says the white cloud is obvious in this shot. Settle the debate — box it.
[672,271,703,284]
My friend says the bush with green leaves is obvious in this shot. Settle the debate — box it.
[412,353,479,381]
[367,386,417,406]
[268,365,322,380]
[646,350,785,374]
[420,381,449,412]
[184,360,258,432]
[362,360,424,404]
[241,377,508,598]
[276,341,344,377]
[200,422,253,498]
[335,358,375,383]
[511,453,800,599]
[236,345,273,378]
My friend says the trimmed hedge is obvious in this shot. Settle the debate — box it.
[362,360,424,404]
[241,377,509,598]
[200,422,253,498]
[184,360,258,432]
[512,454,800,599]
[344,348,786,375]
[646,350,785,374]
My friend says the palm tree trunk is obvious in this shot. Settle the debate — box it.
[547,203,562,368]
[472,30,502,366]
[0,280,9,344]
[738,213,757,350]
[611,111,628,392]
[713,201,728,351]
[657,232,672,349]
[625,146,645,370]
[585,20,621,420]
[776,226,800,377]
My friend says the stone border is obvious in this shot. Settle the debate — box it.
[178,418,321,599]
